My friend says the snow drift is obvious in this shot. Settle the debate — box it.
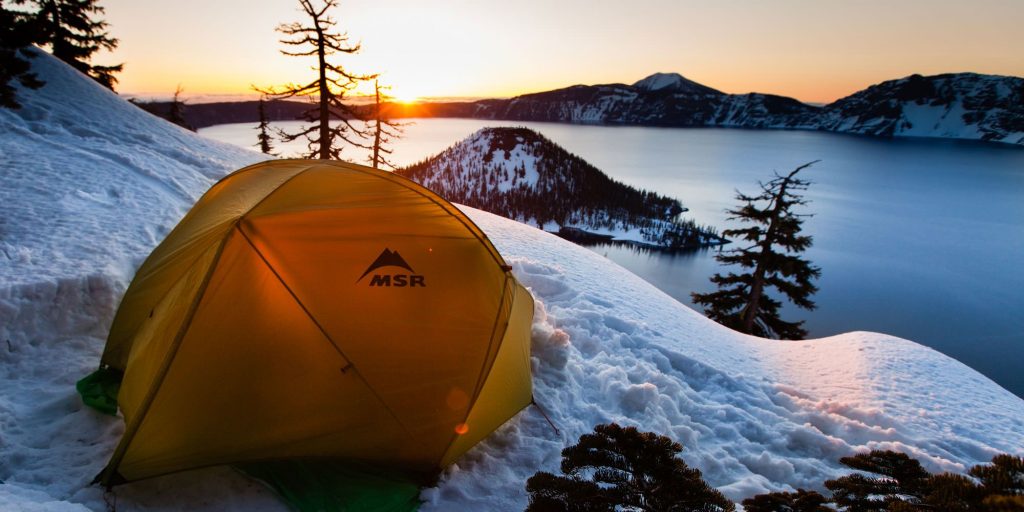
[1,50,1022,511]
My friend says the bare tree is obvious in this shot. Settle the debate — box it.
[257,0,370,160]
[367,78,405,169]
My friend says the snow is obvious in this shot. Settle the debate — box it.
[0,47,264,289]
[633,72,688,92]
[2,50,1023,511]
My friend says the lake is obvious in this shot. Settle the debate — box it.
[200,119,1024,397]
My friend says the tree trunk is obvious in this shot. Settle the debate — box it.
[315,18,329,160]
[740,176,792,334]
[372,80,381,169]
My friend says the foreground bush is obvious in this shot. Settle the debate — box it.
[525,423,734,511]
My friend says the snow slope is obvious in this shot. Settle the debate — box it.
[1,50,1022,511]
[0,48,263,289]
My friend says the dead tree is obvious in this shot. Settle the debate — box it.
[258,0,371,160]
[367,78,405,169]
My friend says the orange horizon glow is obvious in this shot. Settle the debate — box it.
[98,0,1024,105]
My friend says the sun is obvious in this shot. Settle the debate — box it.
[388,90,422,104]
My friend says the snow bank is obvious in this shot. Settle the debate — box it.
[419,209,1024,509]
[0,47,263,289]
[1,50,1022,511]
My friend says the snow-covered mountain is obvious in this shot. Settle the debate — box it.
[818,73,1024,142]
[2,51,1024,511]
[399,127,722,248]
[461,72,1024,145]
[632,72,722,95]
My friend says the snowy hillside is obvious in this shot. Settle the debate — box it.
[462,72,1024,145]
[819,73,1024,143]
[399,127,723,248]
[0,47,263,289]
[2,51,1023,511]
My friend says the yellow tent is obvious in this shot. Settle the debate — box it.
[80,159,535,489]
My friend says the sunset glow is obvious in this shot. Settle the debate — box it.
[97,0,1024,103]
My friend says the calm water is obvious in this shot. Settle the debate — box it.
[200,119,1024,397]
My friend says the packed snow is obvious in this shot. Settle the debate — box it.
[2,50,1023,511]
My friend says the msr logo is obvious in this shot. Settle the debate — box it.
[358,248,426,287]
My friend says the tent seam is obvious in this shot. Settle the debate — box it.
[234,224,413,438]
[100,161,312,369]
[100,233,232,485]
[437,275,516,466]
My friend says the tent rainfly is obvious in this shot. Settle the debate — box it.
[77,160,536,497]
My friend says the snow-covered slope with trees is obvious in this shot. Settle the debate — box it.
[459,72,1024,145]
[399,127,722,248]
[2,51,1022,511]
[818,73,1024,142]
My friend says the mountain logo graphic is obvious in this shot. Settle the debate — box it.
[357,248,426,287]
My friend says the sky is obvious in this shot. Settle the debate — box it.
[92,0,1024,104]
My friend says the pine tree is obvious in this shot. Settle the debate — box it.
[823,450,931,511]
[166,84,193,130]
[741,489,834,511]
[971,454,1024,497]
[257,0,370,160]
[32,0,122,89]
[691,161,820,340]
[367,78,404,169]
[0,2,45,109]
[525,423,735,511]
[255,95,276,155]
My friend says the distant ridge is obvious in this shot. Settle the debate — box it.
[180,71,1022,145]
[438,72,1024,145]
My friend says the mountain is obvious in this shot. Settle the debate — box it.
[176,72,1024,145]
[378,72,1023,145]
[399,127,723,249]
[3,50,1024,511]
[632,72,722,95]
[817,73,1024,141]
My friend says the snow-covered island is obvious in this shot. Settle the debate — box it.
[2,51,1023,511]
[399,127,724,249]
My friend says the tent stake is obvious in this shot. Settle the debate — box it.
[531,397,560,435]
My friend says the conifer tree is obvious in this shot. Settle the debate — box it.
[255,95,276,155]
[823,450,931,511]
[258,0,370,160]
[367,78,404,169]
[741,489,834,511]
[525,423,735,511]
[32,0,122,89]
[166,84,193,130]
[0,2,45,109]
[971,454,1024,497]
[691,161,820,340]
